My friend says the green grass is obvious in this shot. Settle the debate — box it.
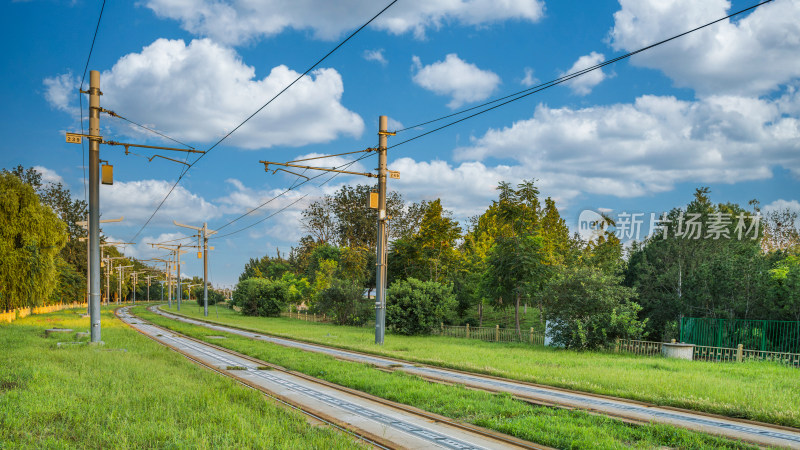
[138,306,762,449]
[0,306,366,449]
[159,304,800,428]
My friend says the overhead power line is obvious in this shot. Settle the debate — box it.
[78,0,107,204]
[103,109,195,150]
[391,0,774,149]
[127,0,399,243]
[133,0,774,246]
[210,154,371,239]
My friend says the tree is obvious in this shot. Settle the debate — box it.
[238,252,291,282]
[0,173,67,310]
[6,165,89,300]
[624,188,771,340]
[301,199,336,244]
[389,200,461,283]
[387,278,456,335]
[233,278,290,317]
[191,285,225,306]
[541,265,645,350]
[481,180,549,336]
[770,255,800,322]
[315,278,368,325]
[762,207,800,253]
[482,234,548,336]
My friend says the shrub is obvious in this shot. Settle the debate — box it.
[541,265,645,350]
[232,278,290,317]
[387,278,456,335]
[194,287,225,307]
[315,278,369,325]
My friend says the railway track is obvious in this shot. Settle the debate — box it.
[117,306,550,450]
[145,305,800,449]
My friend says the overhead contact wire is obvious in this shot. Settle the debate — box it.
[128,0,399,243]
[393,0,774,143]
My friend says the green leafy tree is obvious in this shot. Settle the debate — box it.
[542,265,645,350]
[238,252,291,282]
[482,234,548,336]
[191,285,225,306]
[481,180,550,336]
[0,173,67,310]
[389,200,462,283]
[625,188,771,340]
[770,255,800,321]
[233,278,290,317]
[315,278,368,325]
[387,278,456,335]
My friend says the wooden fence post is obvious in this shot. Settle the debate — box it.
[736,343,743,362]
[615,338,620,353]
[441,322,444,333]
[495,325,499,342]
[466,323,470,339]
[313,313,316,322]
[529,327,534,344]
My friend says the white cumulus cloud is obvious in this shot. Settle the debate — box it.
[562,52,607,95]
[609,0,800,97]
[99,178,219,226]
[453,91,800,199]
[46,39,364,150]
[33,166,65,185]
[520,67,538,87]
[412,54,501,109]
[43,71,79,116]
[145,0,545,45]
[363,49,388,66]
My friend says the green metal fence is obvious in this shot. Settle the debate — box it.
[680,318,800,354]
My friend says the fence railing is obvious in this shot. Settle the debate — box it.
[281,311,331,323]
[434,324,545,346]
[616,338,800,368]
[0,302,88,324]
[617,339,662,356]
[680,317,800,354]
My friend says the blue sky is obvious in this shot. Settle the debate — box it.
[3,0,799,288]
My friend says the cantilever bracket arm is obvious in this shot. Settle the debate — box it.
[148,154,190,166]
[272,168,309,180]
[105,140,205,154]
[260,160,377,178]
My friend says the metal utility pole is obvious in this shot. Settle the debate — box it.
[103,256,125,305]
[151,244,190,310]
[375,115,389,345]
[131,272,142,305]
[87,71,102,342]
[176,244,182,311]
[146,275,154,302]
[167,260,173,308]
[259,115,396,345]
[66,71,199,342]
[77,219,125,310]
[174,221,217,316]
[116,265,133,303]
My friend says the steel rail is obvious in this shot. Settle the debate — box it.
[115,307,390,450]
[149,305,800,449]
[119,306,550,450]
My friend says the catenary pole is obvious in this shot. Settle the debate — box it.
[176,244,182,311]
[375,115,388,345]
[173,220,216,316]
[88,70,102,343]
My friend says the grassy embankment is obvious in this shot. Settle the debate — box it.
[159,304,800,429]
[138,306,765,449]
[0,306,365,449]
